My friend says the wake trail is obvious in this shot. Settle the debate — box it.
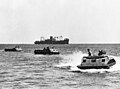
[55,51,120,73]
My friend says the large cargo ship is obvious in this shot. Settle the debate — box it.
[34,36,69,44]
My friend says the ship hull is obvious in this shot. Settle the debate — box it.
[34,40,69,44]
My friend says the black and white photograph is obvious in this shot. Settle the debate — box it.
[0,0,120,89]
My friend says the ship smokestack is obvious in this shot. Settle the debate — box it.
[50,36,53,40]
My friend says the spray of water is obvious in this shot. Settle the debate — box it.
[56,51,87,69]
[56,51,120,73]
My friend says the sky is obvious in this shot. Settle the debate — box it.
[0,0,120,44]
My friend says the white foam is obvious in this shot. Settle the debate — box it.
[58,51,87,67]
[56,51,120,73]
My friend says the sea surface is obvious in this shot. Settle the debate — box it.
[0,44,120,89]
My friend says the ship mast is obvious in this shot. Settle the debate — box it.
[40,37,45,41]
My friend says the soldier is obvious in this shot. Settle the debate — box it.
[98,50,106,56]
[87,49,91,56]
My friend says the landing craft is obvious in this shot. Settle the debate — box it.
[34,47,60,55]
[77,51,116,69]
[77,55,116,69]
[4,46,22,52]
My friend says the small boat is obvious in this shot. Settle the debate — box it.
[34,47,60,55]
[4,46,22,52]
[77,55,116,69]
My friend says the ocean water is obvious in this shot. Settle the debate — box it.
[0,44,120,89]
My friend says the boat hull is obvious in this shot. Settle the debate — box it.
[4,49,20,52]
[34,50,60,55]
[77,65,109,69]
[4,47,22,52]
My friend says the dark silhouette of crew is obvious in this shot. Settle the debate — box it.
[43,47,50,52]
[87,49,91,56]
[98,50,102,56]
[45,47,50,52]
[98,50,106,56]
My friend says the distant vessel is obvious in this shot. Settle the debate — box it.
[34,47,60,55]
[4,46,22,52]
[34,36,69,44]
